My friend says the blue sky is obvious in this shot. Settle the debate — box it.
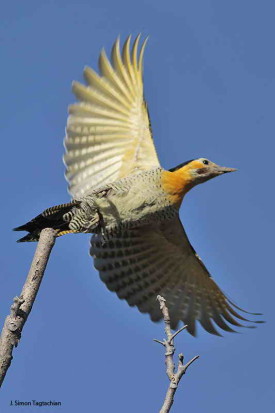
[1,1,274,412]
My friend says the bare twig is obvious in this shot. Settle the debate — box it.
[0,228,56,387]
[154,295,199,413]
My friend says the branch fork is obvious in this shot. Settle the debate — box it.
[154,295,199,413]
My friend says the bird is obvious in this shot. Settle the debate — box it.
[14,34,262,336]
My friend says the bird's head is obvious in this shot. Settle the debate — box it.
[170,158,237,185]
[162,158,236,205]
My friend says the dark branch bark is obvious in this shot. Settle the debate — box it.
[0,228,56,387]
[154,295,199,413]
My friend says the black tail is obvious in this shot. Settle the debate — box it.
[14,200,81,242]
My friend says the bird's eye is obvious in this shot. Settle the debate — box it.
[202,159,209,165]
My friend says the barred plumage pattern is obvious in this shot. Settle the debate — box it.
[90,216,261,335]
[15,35,262,335]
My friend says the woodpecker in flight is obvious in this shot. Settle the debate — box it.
[15,35,261,335]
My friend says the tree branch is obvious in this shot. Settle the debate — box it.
[154,295,199,413]
[0,228,56,387]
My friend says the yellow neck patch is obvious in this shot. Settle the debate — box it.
[161,167,194,206]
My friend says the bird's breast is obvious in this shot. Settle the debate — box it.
[94,178,177,230]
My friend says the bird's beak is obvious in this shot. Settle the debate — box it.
[214,165,237,174]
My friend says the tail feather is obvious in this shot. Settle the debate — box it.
[14,200,81,242]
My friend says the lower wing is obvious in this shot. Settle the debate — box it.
[90,217,262,335]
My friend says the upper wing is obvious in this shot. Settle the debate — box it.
[63,35,160,199]
[90,217,260,335]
